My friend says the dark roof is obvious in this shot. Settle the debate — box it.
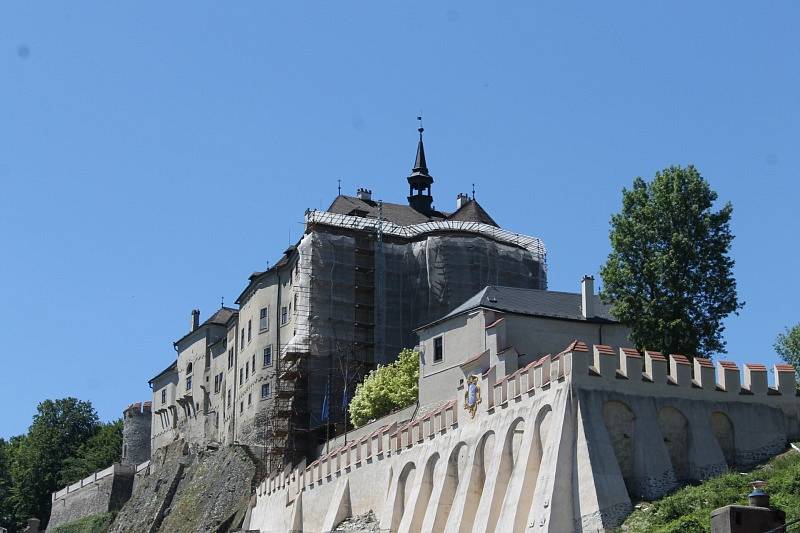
[447,199,498,227]
[148,360,177,385]
[174,307,238,346]
[418,285,618,329]
[236,246,298,305]
[203,307,237,327]
[326,195,499,228]
[327,195,447,226]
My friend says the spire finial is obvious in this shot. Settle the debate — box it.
[472,183,475,199]
[407,117,434,214]
[220,296,224,308]
[337,178,341,196]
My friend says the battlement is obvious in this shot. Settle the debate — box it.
[249,340,800,533]
[124,401,152,417]
[48,463,136,530]
[483,342,797,412]
[258,400,459,499]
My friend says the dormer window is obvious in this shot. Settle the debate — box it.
[348,209,369,218]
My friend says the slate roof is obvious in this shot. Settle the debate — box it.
[203,307,238,326]
[148,360,177,385]
[174,307,238,346]
[419,285,618,329]
[447,199,498,226]
[326,195,499,228]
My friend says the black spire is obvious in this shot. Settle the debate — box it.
[407,117,434,214]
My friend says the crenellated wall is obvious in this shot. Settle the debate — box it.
[246,341,799,533]
[47,463,136,530]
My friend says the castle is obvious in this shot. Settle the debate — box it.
[47,127,800,532]
[147,125,548,473]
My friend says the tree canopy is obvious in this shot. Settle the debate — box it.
[775,323,800,378]
[0,398,122,533]
[348,348,419,428]
[600,165,743,357]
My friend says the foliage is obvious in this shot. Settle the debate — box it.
[600,165,743,357]
[59,420,123,486]
[775,323,800,377]
[3,398,102,532]
[349,349,419,428]
[0,438,13,530]
[49,511,116,533]
[620,449,800,532]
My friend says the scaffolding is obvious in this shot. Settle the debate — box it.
[260,208,548,475]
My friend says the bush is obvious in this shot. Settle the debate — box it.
[49,512,116,533]
[621,449,800,532]
[348,349,419,428]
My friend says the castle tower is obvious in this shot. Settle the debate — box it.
[122,401,152,466]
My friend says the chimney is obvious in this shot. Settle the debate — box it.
[191,309,200,332]
[581,276,595,319]
[356,188,372,201]
[456,193,470,210]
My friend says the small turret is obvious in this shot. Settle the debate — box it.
[122,402,152,466]
[407,117,435,214]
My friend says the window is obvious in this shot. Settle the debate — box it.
[161,389,166,404]
[245,361,249,380]
[259,307,269,331]
[240,328,245,350]
[227,389,231,406]
[239,368,244,385]
[263,345,272,367]
[186,375,192,390]
[261,383,271,399]
[240,401,243,413]
[247,319,252,342]
[213,373,222,393]
[248,392,252,406]
[433,336,444,363]
[228,349,234,369]
[294,293,298,312]
[252,354,256,373]
[281,306,288,325]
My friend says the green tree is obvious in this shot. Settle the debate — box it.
[0,438,14,531]
[349,349,419,428]
[9,398,99,529]
[775,323,800,377]
[600,165,743,357]
[59,419,122,486]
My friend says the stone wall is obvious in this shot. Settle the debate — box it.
[47,464,135,530]
[247,341,800,532]
[122,402,152,466]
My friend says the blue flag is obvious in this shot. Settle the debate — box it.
[321,382,330,422]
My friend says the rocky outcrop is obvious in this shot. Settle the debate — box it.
[109,440,256,533]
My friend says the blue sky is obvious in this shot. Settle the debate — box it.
[1,2,798,438]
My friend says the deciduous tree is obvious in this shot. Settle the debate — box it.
[600,165,743,357]
[775,324,800,378]
[349,349,419,428]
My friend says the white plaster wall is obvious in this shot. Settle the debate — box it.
[418,311,488,406]
[250,343,800,533]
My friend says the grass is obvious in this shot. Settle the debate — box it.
[620,446,800,532]
[49,512,116,533]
